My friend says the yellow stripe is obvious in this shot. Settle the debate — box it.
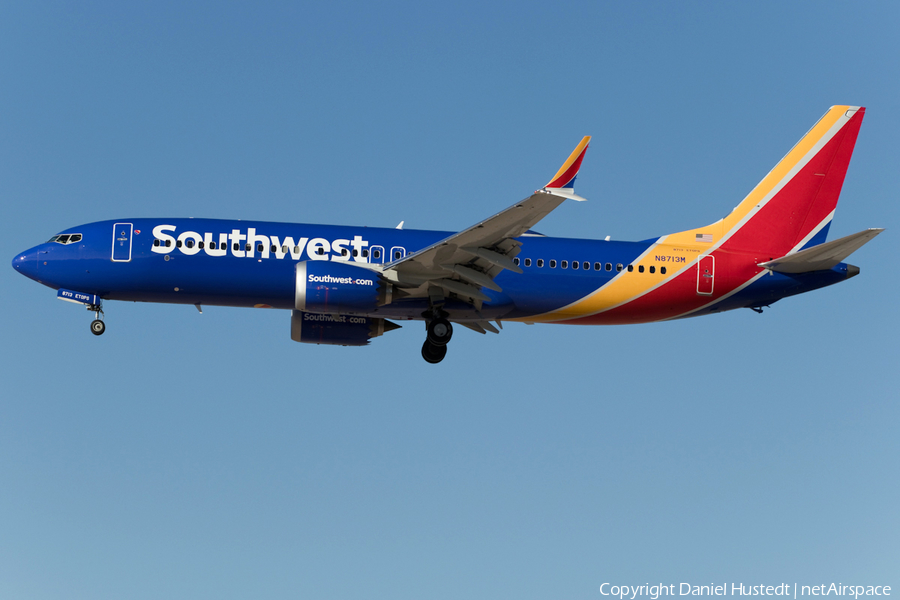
[546,136,591,186]
[526,106,850,323]
[517,240,675,322]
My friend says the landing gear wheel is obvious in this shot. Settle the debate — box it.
[90,319,106,336]
[426,318,453,346]
[421,340,447,364]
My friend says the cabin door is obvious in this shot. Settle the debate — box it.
[112,223,133,262]
[696,255,715,295]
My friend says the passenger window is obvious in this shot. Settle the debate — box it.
[209,242,216,249]
[550,259,557,268]
[605,263,612,271]
[513,258,520,266]
[627,264,633,272]
[374,250,381,259]
[638,265,644,273]
[185,240,193,248]
[198,241,204,249]
[257,244,264,252]
[293,246,300,253]
[362,250,368,258]
[270,244,276,252]
[394,251,401,259]
[583,262,590,270]
[318,248,325,255]
[282,245,288,253]
[245,243,251,251]
[166,240,171,247]
[233,243,239,251]
[594,262,601,271]
[616,263,622,271]
[537,259,544,267]
[572,261,579,270]
[661,267,667,275]
[561,260,568,269]
[342,249,348,256]
[154,239,160,247]
[524,258,532,267]
[649,266,655,274]
[352,249,358,257]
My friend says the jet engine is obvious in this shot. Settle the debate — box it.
[291,310,400,346]
[295,261,392,314]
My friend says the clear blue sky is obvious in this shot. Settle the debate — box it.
[2,2,898,599]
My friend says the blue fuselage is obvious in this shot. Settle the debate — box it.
[13,218,853,324]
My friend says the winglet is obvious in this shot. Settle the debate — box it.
[545,136,591,191]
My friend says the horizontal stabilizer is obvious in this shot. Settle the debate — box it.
[758,228,883,273]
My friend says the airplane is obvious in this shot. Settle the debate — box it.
[11,105,882,364]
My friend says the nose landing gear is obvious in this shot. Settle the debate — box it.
[88,303,105,336]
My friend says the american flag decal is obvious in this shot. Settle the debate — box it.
[695,233,713,243]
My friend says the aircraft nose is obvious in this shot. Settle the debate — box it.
[11,247,40,282]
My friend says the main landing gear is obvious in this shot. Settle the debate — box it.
[421,314,453,364]
[88,303,105,336]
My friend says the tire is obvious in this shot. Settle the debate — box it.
[90,320,106,336]
[426,318,453,346]
[421,340,447,364]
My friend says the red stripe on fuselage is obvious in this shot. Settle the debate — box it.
[566,252,762,325]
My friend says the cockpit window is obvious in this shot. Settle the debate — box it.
[47,233,82,245]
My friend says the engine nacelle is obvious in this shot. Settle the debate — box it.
[295,261,391,314]
[291,310,399,346]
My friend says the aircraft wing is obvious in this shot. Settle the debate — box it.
[381,136,591,303]
[758,228,884,273]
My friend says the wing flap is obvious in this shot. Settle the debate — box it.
[462,246,522,273]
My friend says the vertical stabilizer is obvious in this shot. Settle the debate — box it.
[665,106,865,257]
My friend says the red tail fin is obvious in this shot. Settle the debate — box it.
[664,106,865,257]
